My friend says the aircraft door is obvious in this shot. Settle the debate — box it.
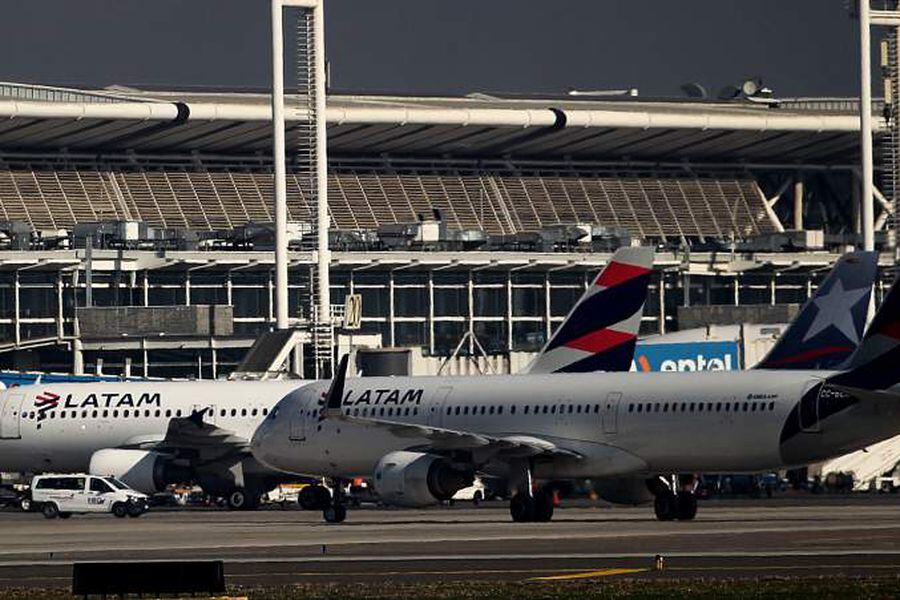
[602,392,621,434]
[0,389,25,439]
[290,398,308,442]
[427,387,453,428]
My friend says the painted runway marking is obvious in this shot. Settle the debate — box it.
[530,568,647,581]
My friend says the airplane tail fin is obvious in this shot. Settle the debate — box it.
[828,270,900,391]
[755,251,877,370]
[526,246,653,374]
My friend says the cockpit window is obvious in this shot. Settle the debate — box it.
[269,406,279,419]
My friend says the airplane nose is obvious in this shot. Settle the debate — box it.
[250,420,274,461]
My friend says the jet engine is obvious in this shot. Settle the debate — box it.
[373,451,473,507]
[594,476,654,505]
[89,449,188,494]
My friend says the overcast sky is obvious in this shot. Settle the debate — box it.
[0,1,863,98]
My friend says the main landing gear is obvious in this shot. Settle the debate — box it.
[323,479,347,523]
[508,460,555,523]
[649,475,697,521]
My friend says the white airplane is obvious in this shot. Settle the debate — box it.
[250,252,891,523]
[0,380,300,509]
[0,248,654,510]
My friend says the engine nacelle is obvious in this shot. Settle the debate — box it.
[594,476,654,506]
[373,451,473,507]
[89,449,174,494]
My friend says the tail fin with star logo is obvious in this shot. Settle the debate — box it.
[754,251,877,370]
[828,268,900,390]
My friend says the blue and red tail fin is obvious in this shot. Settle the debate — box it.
[829,268,900,390]
[755,251,877,371]
[526,247,653,374]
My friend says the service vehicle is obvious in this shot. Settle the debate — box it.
[30,473,149,519]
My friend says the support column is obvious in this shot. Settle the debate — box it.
[271,0,289,329]
[770,273,777,306]
[13,272,20,346]
[543,274,552,343]
[56,272,64,339]
[505,273,513,353]
[793,176,804,231]
[427,271,435,355]
[72,338,84,375]
[860,0,876,252]
[388,271,395,347]
[467,271,475,355]
[657,271,666,335]
[268,270,275,325]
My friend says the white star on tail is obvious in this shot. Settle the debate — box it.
[802,279,870,344]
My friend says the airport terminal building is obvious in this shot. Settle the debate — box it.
[0,82,893,378]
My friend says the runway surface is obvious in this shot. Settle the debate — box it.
[1,497,899,588]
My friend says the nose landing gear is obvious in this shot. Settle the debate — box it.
[508,461,555,522]
[323,479,347,523]
[649,475,697,521]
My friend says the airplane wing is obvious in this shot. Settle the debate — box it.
[330,412,582,460]
[121,409,250,460]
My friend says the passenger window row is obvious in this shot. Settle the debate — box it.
[23,407,268,421]
[441,404,600,417]
[218,407,267,418]
[346,406,419,418]
[628,400,776,414]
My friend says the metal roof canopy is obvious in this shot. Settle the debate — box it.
[0,83,880,165]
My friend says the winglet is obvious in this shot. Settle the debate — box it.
[322,354,350,418]
[188,406,209,428]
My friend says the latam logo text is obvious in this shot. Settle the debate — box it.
[341,388,424,406]
[33,391,162,413]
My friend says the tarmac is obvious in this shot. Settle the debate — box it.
[1,496,899,588]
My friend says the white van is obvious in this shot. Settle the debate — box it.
[29,474,149,519]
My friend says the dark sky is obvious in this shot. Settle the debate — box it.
[0,1,863,98]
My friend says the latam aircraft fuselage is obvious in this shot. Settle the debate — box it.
[251,369,900,481]
[0,380,300,473]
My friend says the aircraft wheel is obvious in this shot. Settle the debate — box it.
[323,504,347,523]
[226,488,260,511]
[532,490,554,522]
[41,503,59,519]
[299,485,331,511]
[653,493,677,521]
[675,491,697,521]
[509,493,535,523]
